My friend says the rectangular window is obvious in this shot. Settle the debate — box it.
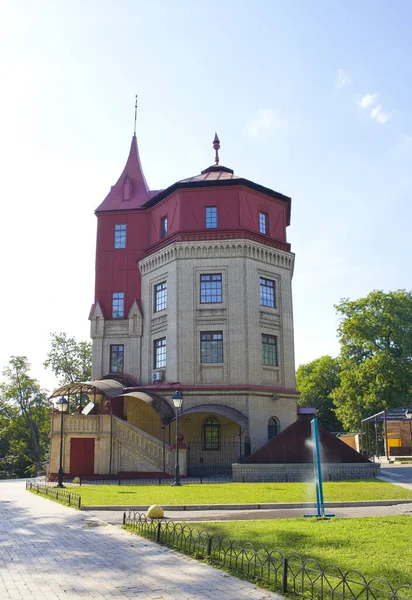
[262,334,278,366]
[260,277,276,308]
[201,331,223,363]
[205,206,217,229]
[154,337,166,368]
[161,216,168,238]
[200,274,222,303]
[203,417,220,450]
[154,282,167,312]
[259,212,268,235]
[112,292,124,318]
[114,224,126,249]
[110,345,124,373]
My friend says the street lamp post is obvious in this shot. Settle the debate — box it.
[55,397,69,488]
[172,391,183,486]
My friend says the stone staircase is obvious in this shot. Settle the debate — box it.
[112,416,173,474]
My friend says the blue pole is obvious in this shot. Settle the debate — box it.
[311,417,325,517]
[304,418,334,518]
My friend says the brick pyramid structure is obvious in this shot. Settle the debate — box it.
[242,418,370,464]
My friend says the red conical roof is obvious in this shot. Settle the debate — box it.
[96,135,154,212]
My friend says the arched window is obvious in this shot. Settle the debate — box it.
[203,416,220,450]
[268,416,280,440]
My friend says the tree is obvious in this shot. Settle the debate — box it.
[0,357,50,476]
[44,332,92,385]
[331,290,412,430]
[296,355,342,431]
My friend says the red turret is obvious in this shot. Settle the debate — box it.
[96,135,150,211]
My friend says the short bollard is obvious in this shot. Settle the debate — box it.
[156,521,161,542]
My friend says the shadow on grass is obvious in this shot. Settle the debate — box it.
[199,519,412,587]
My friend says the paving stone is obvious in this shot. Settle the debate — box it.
[0,481,284,600]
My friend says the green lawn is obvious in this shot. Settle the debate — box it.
[192,516,412,587]
[68,479,412,506]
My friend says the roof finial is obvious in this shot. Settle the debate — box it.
[213,132,220,165]
[133,95,138,136]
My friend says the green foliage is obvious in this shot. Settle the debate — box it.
[0,356,50,477]
[296,355,342,431]
[59,480,412,506]
[332,290,412,429]
[44,332,92,385]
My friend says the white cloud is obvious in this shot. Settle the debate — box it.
[371,105,390,124]
[336,69,352,89]
[359,93,391,125]
[360,93,377,108]
[244,109,289,138]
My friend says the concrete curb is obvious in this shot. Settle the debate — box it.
[80,499,412,511]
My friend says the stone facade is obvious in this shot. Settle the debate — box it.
[90,237,298,454]
[232,462,380,482]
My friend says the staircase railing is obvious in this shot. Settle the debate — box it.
[113,416,172,472]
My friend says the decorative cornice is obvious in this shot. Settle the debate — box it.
[139,238,294,275]
[146,229,290,255]
[124,383,299,396]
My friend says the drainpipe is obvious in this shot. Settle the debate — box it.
[238,426,244,461]
[109,400,113,475]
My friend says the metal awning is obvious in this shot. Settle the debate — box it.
[361,407,412,423]
[49,379,124,400]
[121,391,175,425]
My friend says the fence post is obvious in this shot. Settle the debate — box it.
[68,493,71,506]
[282,557,288,594]
[206,536,212,558]
[156,521,161,543]
[123,512,126,525]
[78,496,81,509]
[37,484,39,494]
[56,490,58,500]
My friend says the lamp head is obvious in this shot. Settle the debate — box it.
[172,391,183,409]
[55,397,69,413]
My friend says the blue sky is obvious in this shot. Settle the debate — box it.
[1,0,411,390]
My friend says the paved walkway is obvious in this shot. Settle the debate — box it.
[0,480,282,600]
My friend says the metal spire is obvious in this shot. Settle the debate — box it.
[134,95,138,136]
[213,132,220,165]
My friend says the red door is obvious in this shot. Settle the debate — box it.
[70,438,95,476]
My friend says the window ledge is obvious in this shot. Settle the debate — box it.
[200,363,224,367]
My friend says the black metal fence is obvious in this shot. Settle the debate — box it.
[46,476,234,486]
[26,481,81,508]
[123,511,412,600]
